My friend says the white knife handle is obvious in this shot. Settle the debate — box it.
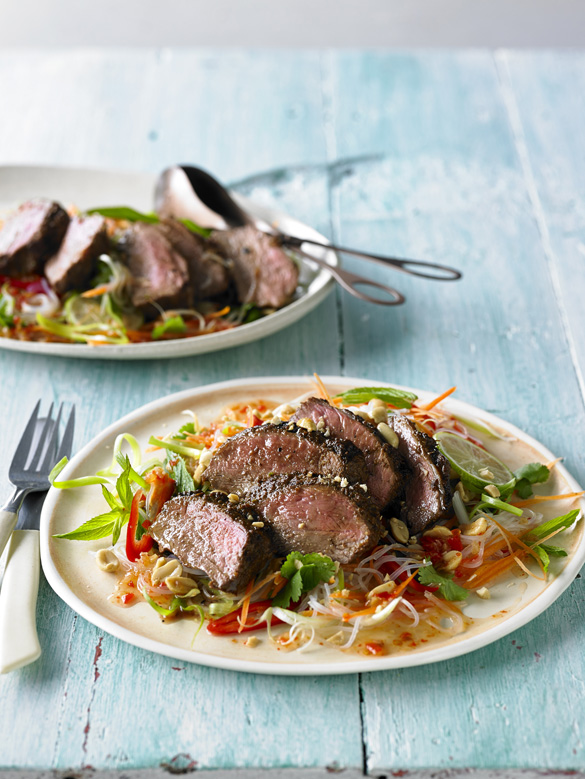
[0,509,18,559]
[0,530,41,674]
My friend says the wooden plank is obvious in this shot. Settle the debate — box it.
[324,50,585,771]
[0,49,360,772]
[497,51,585,399]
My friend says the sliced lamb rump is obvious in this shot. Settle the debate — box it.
[44,215,109,293]
[0,199,70,276]
[204,422,368,494]
[148,491,271,592]
[292,398,405,509]
[118,222,191,317]
[388,415,452,533]
[157,218,230,299]
[248,474,384,564]
[209,226,298,309]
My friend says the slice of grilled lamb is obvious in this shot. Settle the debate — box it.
[209,226,298,309]
[204,422,368,494]
[292,398,405,509]
[157,218,230,300]
[118,222,191,318]
[388,415,452,534]
[44,215,109,293]
[247,474,384,564]
[148,491,271,592]
[0,199,70,276]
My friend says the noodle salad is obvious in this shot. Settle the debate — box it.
[51,380,583,657]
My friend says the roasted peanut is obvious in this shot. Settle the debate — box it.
[390,516,410,544]
[423,525,453,539]
[96,548,119,573]
[152,558,182,584]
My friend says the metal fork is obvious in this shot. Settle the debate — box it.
[0,401,75,674]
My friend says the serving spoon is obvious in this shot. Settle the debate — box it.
[155,165,462,306]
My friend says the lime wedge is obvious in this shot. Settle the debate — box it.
[434,431,515,494]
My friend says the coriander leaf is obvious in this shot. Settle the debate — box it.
[417,564,469,601]
[273,551,337,608]
[515,462,550,484]
[87,206,160,223]
[53,511,121,540]
[280,551,303,580]
[513,463,550,498]
[273,570,304,608]
[166,453,195,494]
[152,315,186,340]
[334,386,417,409]
[176,422,196,438]
[515,478,535,499]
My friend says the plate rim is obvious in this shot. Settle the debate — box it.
[40,375,585,675]
[0,164,337,360]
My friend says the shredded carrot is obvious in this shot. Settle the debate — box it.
[491,518,544,571]
[312,372,332,403]
[208,305,231,319]
[81,284,110,298]
[342,604,379,621]
[512,491,584,508]
[237,581,254,633]
[391,569,419,598]
[545,457,563,470]
[414,418,435,437]
[420,386,457,412]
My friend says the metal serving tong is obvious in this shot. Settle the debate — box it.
[155,165,462,307]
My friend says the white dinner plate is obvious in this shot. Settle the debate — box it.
[40,376,585,675]
[0,166,336,360]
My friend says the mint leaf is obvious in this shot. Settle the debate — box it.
[417,564,469,601]
[526,509,580,542]
[533,544,551,573]
[273,552,337,608]
[166,453,195,494]
[53,510,121,540]
[539,544,567,557]
[334,386,417,409]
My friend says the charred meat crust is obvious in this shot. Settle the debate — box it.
[118,222,192,317]
[292,397,407,508]
[157,218,230,300]
[388,415,452,534]
[246,474,385,564]
[208,226,299,309]
[148,490,271,592]
[204,421,369,493]
[0,199,70,276]
[44,215,109,293]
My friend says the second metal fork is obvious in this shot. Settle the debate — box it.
[0,401,75,559]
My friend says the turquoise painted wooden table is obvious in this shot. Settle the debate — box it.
[1,49,584,776]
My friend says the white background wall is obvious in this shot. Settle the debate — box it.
[0,0,583,47]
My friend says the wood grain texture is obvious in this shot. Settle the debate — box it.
[0,48,584,772]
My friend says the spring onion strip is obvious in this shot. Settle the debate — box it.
[452,491,469,525]
[480,494,524,517]
[97,434,143,477]
[49,457,111,488]
[147,435,204,459]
